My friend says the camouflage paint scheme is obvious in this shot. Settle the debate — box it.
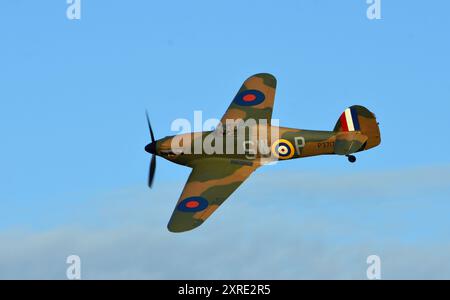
[147,73,381,232]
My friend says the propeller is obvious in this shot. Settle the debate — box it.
[145,111,156,188]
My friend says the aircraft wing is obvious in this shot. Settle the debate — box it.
[220,73,277,125]
[167,159,258,232]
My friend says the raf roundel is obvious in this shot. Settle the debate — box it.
[177,196,209,213]
[233,90,265,106]
[271,139,295,160]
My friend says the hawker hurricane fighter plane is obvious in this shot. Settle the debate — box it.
[145,73,381,232]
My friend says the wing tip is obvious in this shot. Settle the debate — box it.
[167,219,204,233]
[247,73,277,88]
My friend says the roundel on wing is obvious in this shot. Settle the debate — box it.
[271,139,295,160]
[177,196,209,212]
[233,90,265,106]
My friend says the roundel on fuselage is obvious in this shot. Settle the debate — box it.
[271,139,295,159]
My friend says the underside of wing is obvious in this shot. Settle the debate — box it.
[220,73,277,125]
[167,159,258,233]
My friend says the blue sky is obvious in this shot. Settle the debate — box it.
[0,1,450,279]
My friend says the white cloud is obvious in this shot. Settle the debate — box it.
[1,166,450,279]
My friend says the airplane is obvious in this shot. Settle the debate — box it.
[144,73,381,233]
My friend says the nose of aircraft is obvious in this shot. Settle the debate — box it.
[145,141,156,154]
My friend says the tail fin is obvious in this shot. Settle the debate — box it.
[334,105,381,153]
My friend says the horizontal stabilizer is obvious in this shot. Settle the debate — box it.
[334,132,368,155]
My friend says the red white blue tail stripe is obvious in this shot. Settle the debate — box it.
[339,107,361,131]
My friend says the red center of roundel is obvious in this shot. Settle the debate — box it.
[279,147,288,154]
[242,94,257,102]
[185,201,200,208]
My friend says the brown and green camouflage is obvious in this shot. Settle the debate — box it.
[145,73,381,232]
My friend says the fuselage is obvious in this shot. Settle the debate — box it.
[148,126,339,168]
